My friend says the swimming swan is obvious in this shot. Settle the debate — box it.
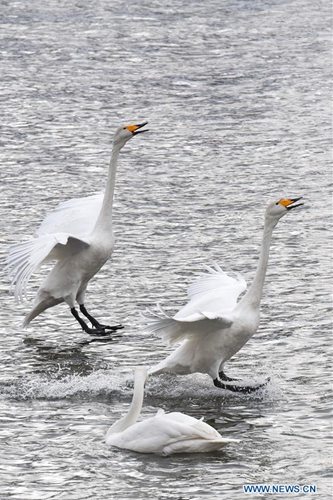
[106,367,237,455]
[5,122,148,335]
[144,198,303,393]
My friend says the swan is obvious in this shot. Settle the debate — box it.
[106,367,238,455]
[144,198,303,393]
[5,122,148,335]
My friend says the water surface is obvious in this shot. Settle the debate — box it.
[0,0,332,498]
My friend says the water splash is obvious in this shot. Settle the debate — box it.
[0,367,280,403]
[0,369,130,401]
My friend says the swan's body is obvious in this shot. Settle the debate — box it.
[106,367,237,455]
[5,122,148,335]
[145,198,303,392]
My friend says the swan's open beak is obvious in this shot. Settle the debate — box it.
[126,122,149,135]
[279,197,304,210]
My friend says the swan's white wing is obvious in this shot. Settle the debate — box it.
[144,308,228,345]
[161,412,238,441]
[5,233,90,302]
[35,193,103,237]
[143,262,245,344]
[188,261,246,303]
[174,261,246,322]
[156,413,238,455]
[155,412,220,442]
[7,193,101,302]
[158,412,220,437]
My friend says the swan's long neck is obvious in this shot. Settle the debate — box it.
[106,370,147,435]
[239,218,276,311]
[93,142,122,234]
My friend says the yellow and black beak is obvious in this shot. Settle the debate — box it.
[125,122,149,135]
[279,197,304,210]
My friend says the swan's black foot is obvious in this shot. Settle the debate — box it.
[85,327,114,337]
[71,306,124,336]
[218,370,239,382]
[213,377,270,394]
[96,323,124,332]
[79,305,124,333]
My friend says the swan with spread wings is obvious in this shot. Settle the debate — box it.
[5,122,148,335]
[144,198,303,392]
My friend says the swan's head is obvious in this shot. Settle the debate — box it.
[265,198,303,224]
[113,122,148,147]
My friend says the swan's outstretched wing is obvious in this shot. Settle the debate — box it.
[144,306,225,345]
[35,193,103,237]
[5,233,90,302]
[175,261,246,321]
[143,262,246,344]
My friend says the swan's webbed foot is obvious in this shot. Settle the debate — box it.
[213,377,269,394]
[95,323,124,332]
[79,304,124,333]
[218,370,239,382]
[71,307,121,336]
[84,327,115,337]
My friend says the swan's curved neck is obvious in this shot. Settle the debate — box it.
[93,142,122,233]
[106,371,146,435]
[240,218,276,310]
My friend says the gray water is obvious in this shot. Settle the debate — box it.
[0,0,332,498]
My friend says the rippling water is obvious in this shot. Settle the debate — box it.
[0,0,332,498]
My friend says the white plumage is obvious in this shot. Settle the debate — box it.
[5,122,148,335]
[106,367,237,455]
[36,193,104,238]
[145,198,303,392]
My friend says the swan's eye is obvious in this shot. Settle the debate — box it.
[276,202,279,205]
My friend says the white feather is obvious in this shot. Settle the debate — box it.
[5,234,90,302]
[35,193,103,237]
[106,368,238,455]
[176,261,246,321]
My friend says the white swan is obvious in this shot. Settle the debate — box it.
[5,122,148,335]
[106,367,237,455]
[144,198,303,392]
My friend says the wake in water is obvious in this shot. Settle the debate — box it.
[0,366,279,402]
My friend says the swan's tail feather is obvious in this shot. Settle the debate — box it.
[23,297,63,328]
[162,437,238,456]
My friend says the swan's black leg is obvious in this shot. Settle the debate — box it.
[213,377,269,394]
[71,307,110,336]
[218,370,239,382]
[79,304,123,332]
